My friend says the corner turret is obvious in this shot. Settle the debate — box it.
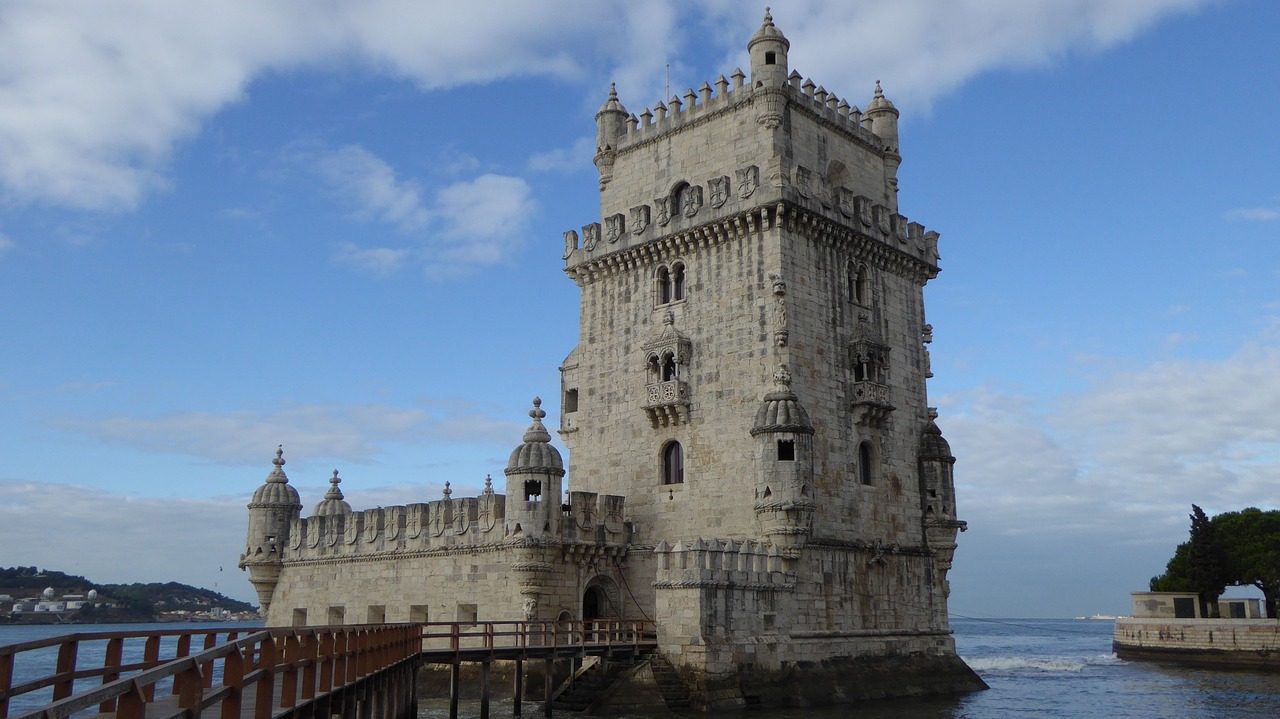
[750,365,815,558]
[239,446,302,614]
[865,81,902,209]
[595,83,628,188]
[919,409,966,610]
[504,397,565,540]
[748,8,790,88]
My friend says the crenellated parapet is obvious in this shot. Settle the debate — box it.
[653,538,797,591]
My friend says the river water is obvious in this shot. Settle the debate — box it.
[4,618,1279,718]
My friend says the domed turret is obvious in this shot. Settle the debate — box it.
[504,398,565,540]
[239,446,302,615]
[752,366,814,558]
[250,446,302,509]
[313,469,353,516]
[748,8,790,88]
[751,368,814,436]
[865,80,899,148]
[507,397,564,473]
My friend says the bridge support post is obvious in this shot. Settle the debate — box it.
[512,659,522,716]
[543,657,553,718]
[480,661,491,719]
[449,662,460,719]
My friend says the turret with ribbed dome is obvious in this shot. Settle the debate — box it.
[748,7,790,88]
[313,469,353,516]
[504,397,565,541]
[751,365,815,557]
[239,446,302,614]
[595,83,628,187]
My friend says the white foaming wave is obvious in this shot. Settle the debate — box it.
[963,656,1087,673]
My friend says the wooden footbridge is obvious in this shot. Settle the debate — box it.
[0,620,657,719]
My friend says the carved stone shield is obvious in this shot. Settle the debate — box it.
[582,222,601,251]
[709,175,729,208]
[737,165,759,199]
[605,213,625,243]
[630,204,650,235]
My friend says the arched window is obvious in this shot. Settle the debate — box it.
[848,262,871,306]
[671,183,688,216]
[657,266,672,305]
[661,353,677,381]
[663,441,684,485]
[858,441,874,486]
[672,262,685,301]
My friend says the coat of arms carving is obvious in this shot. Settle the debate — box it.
[708,175,730,208]
[737,165,759,199]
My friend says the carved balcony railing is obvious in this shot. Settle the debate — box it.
[643,380,690,427]
[850,380,894,427]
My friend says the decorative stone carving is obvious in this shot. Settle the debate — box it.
[562,230,578,259]
[682,185,703,218]
[794,166,812,199]
[857,196,874,228]
[737,165,759,199]
[655,196,672,226]
[708,175,730,208]
[874,205,892,235]
[839,187,856,218]
[582,222,601,251]
[630,204,650,235]
[605,213,626,243]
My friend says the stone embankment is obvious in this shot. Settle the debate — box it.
[1114,617,1280,669]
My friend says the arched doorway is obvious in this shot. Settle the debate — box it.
[583,585,607,622]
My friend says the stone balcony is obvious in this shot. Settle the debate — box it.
[644,380,690,427]
[850,380,894,427]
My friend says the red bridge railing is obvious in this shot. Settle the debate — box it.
[0,624,418,719]
[0,620,656,719]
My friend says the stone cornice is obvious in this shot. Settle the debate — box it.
[565,202,939,287]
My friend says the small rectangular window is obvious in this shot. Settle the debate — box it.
[366,605,385,624]
[457,603,478,624]
[410,605,429,623]
[292,608,308,627]
[524,479,542,501]
[327,606,345,625]
[777,439,795,461]
[564,388,579,412]
[765,51,776,65]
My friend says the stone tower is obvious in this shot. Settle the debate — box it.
[559,10,980,699]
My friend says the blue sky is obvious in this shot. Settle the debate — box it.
[1,0,1277,618]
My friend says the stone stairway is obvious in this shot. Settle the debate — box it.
[551,657,614,712]
[645,653,693,710]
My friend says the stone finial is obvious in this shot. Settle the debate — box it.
[443,481,452,499]
[484,473,493,494]
[267,445,287,482]
[773,364,792,387]
[325,469,344,499]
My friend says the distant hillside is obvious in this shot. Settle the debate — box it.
[0,566,255,616]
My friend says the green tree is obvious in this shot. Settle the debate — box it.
[1213,508,1280,619]
[1186,505,1229,616]
[1151,506,1280,619]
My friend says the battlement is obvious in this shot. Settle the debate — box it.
[653,538,797,590]
[613,69,883,152]
[281,487,626,562]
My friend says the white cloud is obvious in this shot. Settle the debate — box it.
[528,137,595,174]
[942,342,1280,547]
[0,232,13,258]
[332,242,413,275]
[307,144,536,276]
[55,401,523,466]
[1225,207,1280,221]
[0,1,1211,211]
[314,145,431,232]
